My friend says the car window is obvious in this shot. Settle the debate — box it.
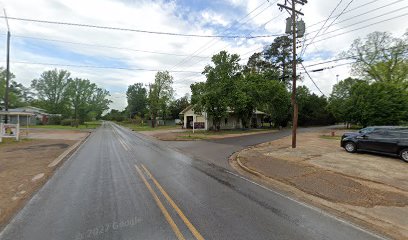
[360,127,373,134]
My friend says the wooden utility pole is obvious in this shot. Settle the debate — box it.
[3,9,10,123]
[277,0,307,148]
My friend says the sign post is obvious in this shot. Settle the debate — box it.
[0,123,20,142]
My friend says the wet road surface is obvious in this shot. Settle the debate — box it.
[0,122,385,240]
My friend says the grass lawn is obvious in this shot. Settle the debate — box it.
[117,122,179,131]
[30,121,102,130]
[319,135,342,140]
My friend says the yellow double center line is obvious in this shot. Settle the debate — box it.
[135,164,204,240]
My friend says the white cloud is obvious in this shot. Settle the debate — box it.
[0,0,406,110]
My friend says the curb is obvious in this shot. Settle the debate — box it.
[234,150,265,178]
[47,132,91,168]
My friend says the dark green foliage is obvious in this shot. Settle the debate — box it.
[168,95,190,120]
[126,83,147,118]
[48,115,62,125]
[296,86,335,126]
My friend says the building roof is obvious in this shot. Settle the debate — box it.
[179,105,194,115]
[0,111,34,116]
[180,105,267,115]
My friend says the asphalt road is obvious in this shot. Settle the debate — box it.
[0,122,385,240]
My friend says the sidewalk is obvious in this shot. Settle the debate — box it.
[231,130,408,240]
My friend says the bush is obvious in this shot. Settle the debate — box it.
[61,119,73,126]
[48,115,62,125]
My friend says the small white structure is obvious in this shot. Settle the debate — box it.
[0,123,20,142]
[0,111,33,142]
[180,105,266,130]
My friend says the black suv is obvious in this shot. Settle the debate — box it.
[341,126,408,162]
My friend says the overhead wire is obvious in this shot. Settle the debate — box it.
[0,33,211,58]
[300,0,345,56]
[0,15,281,39]
[169,0,278,72]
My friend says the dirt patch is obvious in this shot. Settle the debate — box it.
[233,130,408,239]
[0,139,77,228]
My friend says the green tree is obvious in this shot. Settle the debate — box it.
[327,77,362,124]
[0,68,31,109]
[126,83,147,118]
[168,95,190,120]
[148,71,174,127]
[296,86,334,126]
[348,81,408,126]
[264,36,301,84]
[67,78,111,126]
[199,51,241,130]
[258,79,291,127]
[342,31,408,84]
[31,69,71,114]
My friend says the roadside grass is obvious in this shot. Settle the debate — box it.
[30,121,102,130]
[176,128,276,140]
[0,138,33,145]
[320,135,342,140]
[117,122,179,131]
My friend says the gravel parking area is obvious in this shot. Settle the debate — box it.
[0,129,88,229]
[232,130,408,239]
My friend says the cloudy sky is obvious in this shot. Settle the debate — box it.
[0,0,407,110]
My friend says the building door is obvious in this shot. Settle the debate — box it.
[186,116,193,128]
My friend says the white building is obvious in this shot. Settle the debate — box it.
[180,105,267,130]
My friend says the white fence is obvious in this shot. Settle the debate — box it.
[0,123,20,142]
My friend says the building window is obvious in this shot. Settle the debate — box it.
[225,118,228,125]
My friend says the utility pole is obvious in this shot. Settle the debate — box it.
[145,83,155,128]
[3,9,10,123]
[278,0,307,148]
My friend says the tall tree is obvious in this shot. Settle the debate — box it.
[0,68,31,109]
[258,78,291,127]
[148,71,174,127]
[264,36,301,84]
[168,95,190,120]
[67,78,111,125]
[199,51,241,130]
[31,69,71,114]
[296,86,334,126]
[348,81,408,126]
[327,77,362,124]
[126,83,147,118]
[342,31,408,84]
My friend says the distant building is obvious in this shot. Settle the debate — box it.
[180,105,267,130]
[0,106,61,125]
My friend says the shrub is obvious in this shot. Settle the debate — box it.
[48,115,62,125]
[61,119,73,126]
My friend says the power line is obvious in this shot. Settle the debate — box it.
[304,0,407,36]
[307,0,382,28]
[6,61,202,73]
[308,12,408,44]
[1,34,209,58]
[321,0,355,34]
[306,6,408,40]
[300,62,326,96]
[301,0,345,56]
[169,1,278,71]
[0,15,283,39]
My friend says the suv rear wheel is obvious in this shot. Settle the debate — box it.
[344,142,357,153]
[400,148,408,163]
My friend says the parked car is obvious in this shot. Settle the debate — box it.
[341,126,408,162]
